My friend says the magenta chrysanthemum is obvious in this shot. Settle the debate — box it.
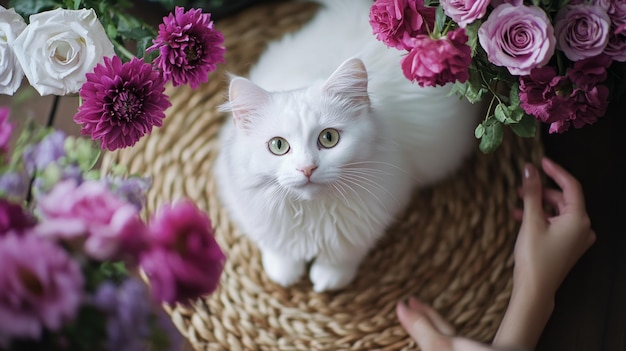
[74,56,171,151]
[148,7,225,88]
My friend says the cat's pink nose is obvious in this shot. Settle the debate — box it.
[298,165,318,178]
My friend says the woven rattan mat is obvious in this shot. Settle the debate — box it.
[101,2,544,350]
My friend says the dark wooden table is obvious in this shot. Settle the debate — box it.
[537,94,625,351]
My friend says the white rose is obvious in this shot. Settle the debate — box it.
[13,8,115,96]
[0,6,27,95]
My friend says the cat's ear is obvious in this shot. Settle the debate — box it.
[323,58,370,106]
[228,77,271,130]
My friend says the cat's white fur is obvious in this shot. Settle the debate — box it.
[214,0,482,292]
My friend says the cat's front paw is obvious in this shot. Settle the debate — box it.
[261,251,306,287]
[309,260,358,292]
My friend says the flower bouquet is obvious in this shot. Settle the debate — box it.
[369,0,626,152]
[0,0,228,349]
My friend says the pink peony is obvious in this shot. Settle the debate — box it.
[440,0,490,28]
[148,7,225,88]
[369,0,436,50]
[519,66,574,124]
[478,3,556,75]
[0,199,35,236]
[0,107,13,154]
[74,56,171,151]
[0,233,83,341]
[401,28,471,87]
[140,200,225,304]
[37,180,148,262]
[567,54,612,89]
[555,4,611,61]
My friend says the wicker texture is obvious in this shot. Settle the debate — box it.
[101,2,544,350]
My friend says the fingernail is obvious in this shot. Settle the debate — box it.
[524,164,535,179]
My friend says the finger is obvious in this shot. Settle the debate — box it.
[543,189,565,211]
[397,301,453,351]
[521,163,545,224]
[513,208,523,221]
[541,157,585,212]
[408,298,456,336]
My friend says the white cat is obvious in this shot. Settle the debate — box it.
[214,0,481,292]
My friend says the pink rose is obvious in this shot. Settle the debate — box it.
[0,233,83,341]
[440,0,490,28]
[555,4,611,61]
[36,180,148,261]
[140,200,225,304]
[490,0,522,6]
[370,0,436,50]
[401,28,471,87]
[478,3,556,75]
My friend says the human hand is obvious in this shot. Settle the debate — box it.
[397,297,499,351]
[512,157,596,299]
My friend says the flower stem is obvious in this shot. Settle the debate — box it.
[114,41,137,61]
[46,95,60,127]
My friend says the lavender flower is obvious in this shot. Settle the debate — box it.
[92,278,153,351]
[22,130,67,175]
[105,175,152,211]
[0,171,28,200]
[74,56,171,151]
[148,7,225,88]
[0,232,83,341]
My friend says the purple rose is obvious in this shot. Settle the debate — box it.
[519,66,575,124]
[567,54,612,89]
[401,28,471,87]
[555,4,611,61]
[369,0,436,50]
[36,180,148,261]
[478,4,556,75]
[0,233,83,341]
[607,0,626,27]
[140,200,225,304]
[440,0,490,28]
[605,23,626,61]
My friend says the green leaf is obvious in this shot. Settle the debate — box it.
[474,123,485,138]
[509,82,520,106]
[479,120,504,153]
[464,21,481,56]
[106,23,118,40]
[9,0,59,19]
[510,113,536,137]
[493,103,510,124]
[435,5,446,35]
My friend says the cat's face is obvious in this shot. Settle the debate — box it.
[227,59,380,200]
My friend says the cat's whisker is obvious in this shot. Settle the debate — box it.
[331,181,351,206]
[343,160,410,175]
[341,168,389,182]
[340,173,401,207]
[338,176,390,216]
[335,178,367,208]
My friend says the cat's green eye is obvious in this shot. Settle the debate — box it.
[318,128,340,148]
[268,137,290,155]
